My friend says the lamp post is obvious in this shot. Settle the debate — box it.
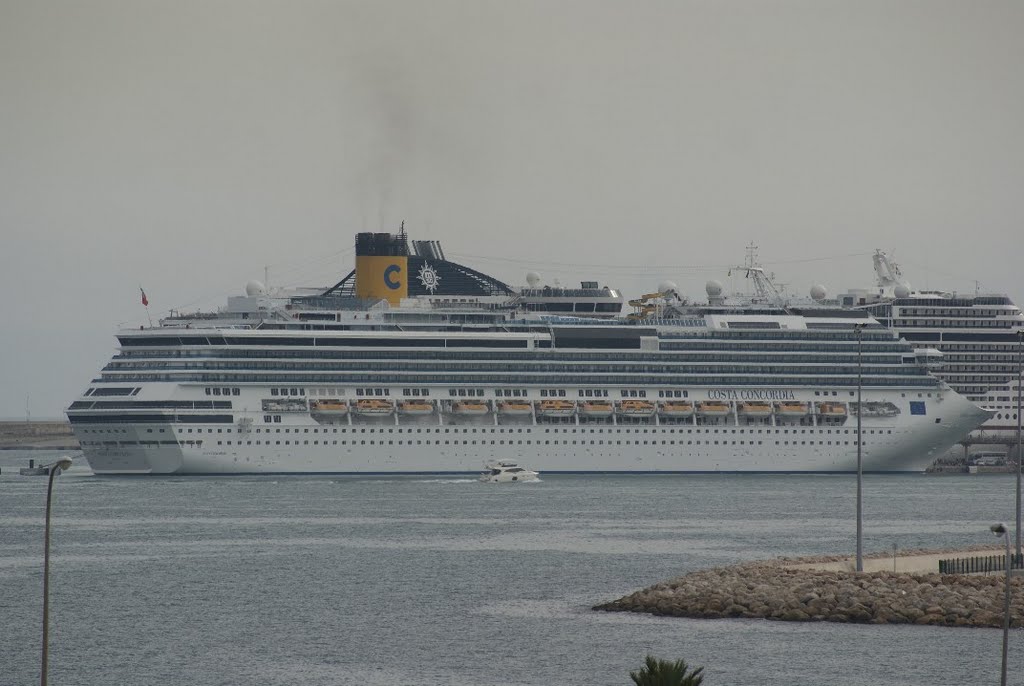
[41,457,72,686]
[1016,330,1023,559]
[855,323,864,572]
[992,522,1011,686]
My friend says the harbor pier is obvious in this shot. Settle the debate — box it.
[595,548,1024,628]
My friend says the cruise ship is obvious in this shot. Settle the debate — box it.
[66,230,990,474]
[839,251,1023,455]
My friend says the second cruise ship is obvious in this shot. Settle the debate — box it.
[841,251,1023,455]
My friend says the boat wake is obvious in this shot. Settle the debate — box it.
[415,478,478,484]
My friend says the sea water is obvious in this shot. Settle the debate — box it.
[0,449,1019,685]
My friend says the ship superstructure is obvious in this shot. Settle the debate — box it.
[839,250,1023,447]
[66,232,989,475]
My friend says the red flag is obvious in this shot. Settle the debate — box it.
[140,287,149,307]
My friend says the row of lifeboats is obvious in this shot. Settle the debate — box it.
[309,398,850,419]
[307,399,432,417]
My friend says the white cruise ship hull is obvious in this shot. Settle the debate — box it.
[76,388,988,475]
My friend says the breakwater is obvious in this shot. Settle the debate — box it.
[0,421,78,450]
[594,551,1024,628]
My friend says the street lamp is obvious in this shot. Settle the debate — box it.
[40,457,72,686]
[855,322,864,572]
[992,522,1011,686]
[1016,330,1023,559]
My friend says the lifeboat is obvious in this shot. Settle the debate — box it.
[397,400,434,416]
[497,400,533,416]
[309,399,349,416]
[616,399,656,417]
[737,401,772,417]
[774,401,809,418]
[579,400,614,418]
[696,401,732,417]
[353,398,394,416]
[536,399,576,418]
[451,400,490,416]
[658,400,694,418]
[816,402,848,417]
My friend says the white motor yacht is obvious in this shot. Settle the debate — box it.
[479,461,540,483]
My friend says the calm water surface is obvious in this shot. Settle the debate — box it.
[1,450,1020,685]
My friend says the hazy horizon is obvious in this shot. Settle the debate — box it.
[2,1,1022,418]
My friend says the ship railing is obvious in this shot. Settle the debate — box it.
[519,288,615,297]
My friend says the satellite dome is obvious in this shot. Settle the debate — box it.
[894,284,911,298]
[705,279,723,297]
[658,280,678,295]
[245,280,267,297]
[526,271,541,288]
[810,284,828,301]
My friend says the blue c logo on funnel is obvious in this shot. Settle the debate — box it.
[383,264,402,290]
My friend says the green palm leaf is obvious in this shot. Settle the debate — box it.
[629,655,705,686]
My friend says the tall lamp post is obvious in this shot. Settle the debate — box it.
[1016,330,1023,559]
[991,522,1012,686]
[41,457,72,686]
[855,323,864,572]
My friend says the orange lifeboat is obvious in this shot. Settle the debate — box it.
[497,401,533,416]
[580,400,614,418]
[451,400,490,416]
[737,401,772,417]
[816,402,848,417]
[774,401,809,418]
[658,400,694,418]
[616,399,656,417]
[309,399,349,416]
[353,398,394,416]
[536,399,576,418]
[696,401,731,417]
[398,400,434,416]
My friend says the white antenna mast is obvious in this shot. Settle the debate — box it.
[735,243,785,306]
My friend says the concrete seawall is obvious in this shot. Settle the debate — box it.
[0,421,79,450]
[594,548,1024,628]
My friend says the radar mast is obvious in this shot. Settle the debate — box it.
[735,242,785,306]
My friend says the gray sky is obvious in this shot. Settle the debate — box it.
[2,0,1022,418]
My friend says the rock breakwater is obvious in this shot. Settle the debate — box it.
[594,554,1024,628]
